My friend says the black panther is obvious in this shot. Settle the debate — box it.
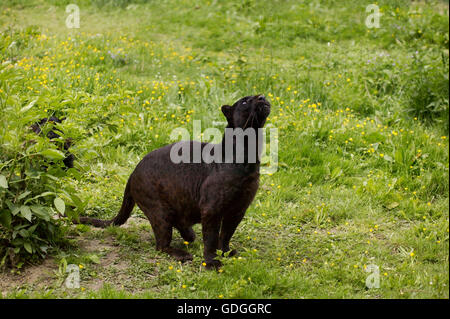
[77,95,270,269]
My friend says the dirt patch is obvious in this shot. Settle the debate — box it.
[0,217,158,296]
[76,219,157,293]
[0,257,58,297]
[76,235,131,290]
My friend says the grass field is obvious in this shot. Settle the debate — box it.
[0,0,449,299]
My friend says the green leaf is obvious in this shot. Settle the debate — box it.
[11,205,20,216]
[20,99,37,113]
[41,149,65,160]
[20,205,32,222]
[394,150,403,164]
[330,167,343,180]
[84,149,99,160]
[30,205,51,221]
[17,191,32,201]
[40,192,55,197]
[0,210,12,228]
[386,202,399,210]
[54,197,65,215]
[383,154,393,162]
[23,242,33,254]
[19,229,29,238]
[28,224,38,234]
[67,168,82,180]
[0,175,8,189]
[25,191,55,204]
[88,254,100,264]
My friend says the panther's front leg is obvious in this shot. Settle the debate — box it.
[200,208,222,269]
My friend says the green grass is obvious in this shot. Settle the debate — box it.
[0,0,448,299]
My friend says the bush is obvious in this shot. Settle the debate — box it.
[0,52,83,269]
[406,51,449,130]
[0,138,71,268]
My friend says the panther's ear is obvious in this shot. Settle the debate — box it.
[221,105,233,124]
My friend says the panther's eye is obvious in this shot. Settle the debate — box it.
[242,101,247,105]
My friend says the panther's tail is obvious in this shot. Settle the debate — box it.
[75,179,135,228]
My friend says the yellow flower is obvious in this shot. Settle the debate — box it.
[410,252,415,257]
[182,285,187,289]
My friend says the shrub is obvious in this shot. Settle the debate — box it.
[0,51,83,269]
[406,51,449,130]
[0,138,71,268]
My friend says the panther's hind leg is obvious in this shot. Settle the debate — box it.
[138,204,193,262]
[176,226,196,243]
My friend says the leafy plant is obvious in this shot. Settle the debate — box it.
[406,51,449,129]
[0,56,83,268]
